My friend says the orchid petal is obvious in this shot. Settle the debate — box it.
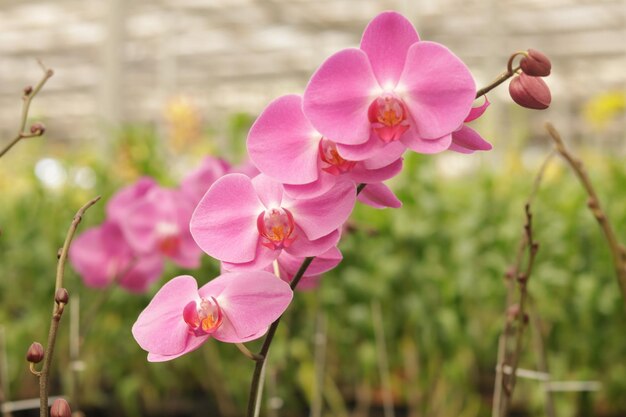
[190,174,262,263]
[399,41,476,139]
[358,183,402,209]
[248,95,321,185]
[449,125,492,154]
[303,48,378,145]
[360,11,419,88]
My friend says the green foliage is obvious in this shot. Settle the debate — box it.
[1,124,625,417]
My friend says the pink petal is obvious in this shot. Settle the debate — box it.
[132,276,207,356]
[303,48,378,146]
[70,222,133,289]
[283,172,338,200]
[147,334,207,362]
[360,11,419,88]
[465,96,490,123]
[106,177,157,222]
[399,41,476,139]
[449,125,492,154]
[280,246,342,278]
[221,240,280,272]
[200,271,293,341]
[349,158,403,183]
[286,228,341,258]
[400,128,453,154]
[212,323,269,345]
[360,141,406,169]
[118,255,164,293]
[181,157,230,205]
[335,135,389,161]
[358,183,402,209]
[251,174,284,209]
[190,174,263,264]
[247,95,321,185]
[287,180,356,240]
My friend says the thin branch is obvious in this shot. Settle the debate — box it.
[476,65,520,99]
[494,152,553,417]
[38,196,101,417]
[545,123,626,303]
[0,63,54,159]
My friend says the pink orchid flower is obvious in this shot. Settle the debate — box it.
[132,273,293,362]
[247,94,403,199]
[70,222,163,293]
[107,178,202,269]
[303,11,476,161]
[181,156,231,205]
[448,97,492,154]
[190,173,355,270]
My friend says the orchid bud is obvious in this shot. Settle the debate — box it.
[55,288,69,305]
[509,73,551,110]
[520,49,551,77]
[26,342,44,363]
[50,398,71,417]
[30,122,46,135]
[23,85,33,96]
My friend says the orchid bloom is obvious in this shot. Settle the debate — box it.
[303,11,476,161]
[190,173,355,270]
[247,94,403,199]
[448,97,492,154]
[181,156,231,205]
[132,273,293,361]
[107,178,203,269]
[69,222,163,293]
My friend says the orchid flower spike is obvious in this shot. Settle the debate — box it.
[132,273,293,362]
[190,173,355,270]
[303,11,476,161]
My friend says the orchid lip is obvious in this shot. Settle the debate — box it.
[257,207,297,250]
[368,94,410,143]
[183,296,223,337]
[319,138,356,175]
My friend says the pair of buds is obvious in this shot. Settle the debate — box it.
[509,49,552,110]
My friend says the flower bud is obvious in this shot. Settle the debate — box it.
[55,288,69,305]
[509,73,551,110]
[50,398,71,417]
[26,342,44,363]
[30,122,46,135]
[520,49,551,77]
[23,85,33,96]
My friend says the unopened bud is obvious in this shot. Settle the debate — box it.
[30,122,46,135]
[509,73,551,110]
[26,342,44,363]
[506,304,520,321]
[50,398,71,417]
[23,85,33,95]
[520,49,551,77]
[55,288,69,305]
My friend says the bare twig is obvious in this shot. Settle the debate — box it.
[37,196,101,417]
[494,152,554,417]
[545,123,626,303]
[0,63,54,159]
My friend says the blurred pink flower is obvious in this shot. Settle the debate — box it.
[247,94,403,199]
[107,178,203,269]
[69,222,163,293]
[190,173,355,270]
[181,156,231,205]
[132,273,293,361]
[303,11,476,161]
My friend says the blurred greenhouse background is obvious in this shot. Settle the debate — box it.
[1,0,626,416]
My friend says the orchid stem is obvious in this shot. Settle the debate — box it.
[476,65,521,99]
[38,196,100,417]
[236,343,264,362]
